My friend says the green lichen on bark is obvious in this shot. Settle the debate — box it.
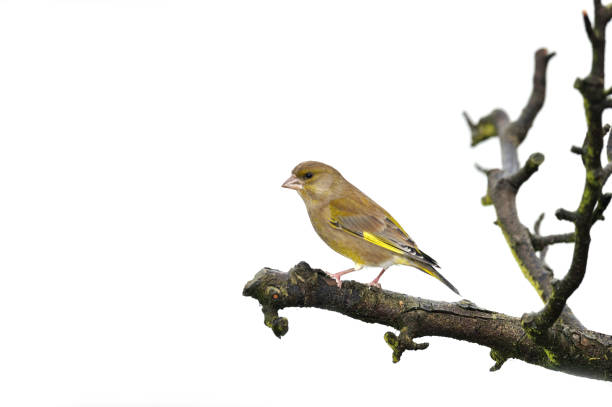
[489,349,509,372]
[464,109,509,147]
[500,227,544,299]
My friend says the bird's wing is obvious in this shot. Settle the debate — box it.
[328,197,439,267]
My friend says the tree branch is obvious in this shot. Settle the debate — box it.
[592,192,612,223]
[602,162,612,182]
[524,4,612,336]
[533,213,551,262]
[571,145,585,155]
[556,208,578,222]
[531,232,576,251]
[497,49,554,173]
[583,9,596,43]
[466,48,585,327]
[606,123,612,161]
[509,49,556,146]
[507,152,545,189]
[243,263,612,381]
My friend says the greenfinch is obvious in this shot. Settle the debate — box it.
[282,161,459,295]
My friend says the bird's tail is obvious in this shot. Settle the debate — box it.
[399,256,460,295]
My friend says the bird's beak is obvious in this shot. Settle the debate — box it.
[282,174,303,190]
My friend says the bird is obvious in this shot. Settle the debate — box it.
[281,161,459,295]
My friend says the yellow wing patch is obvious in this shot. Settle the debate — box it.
[362,231,404,255]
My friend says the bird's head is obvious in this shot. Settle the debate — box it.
[282,161,345,203]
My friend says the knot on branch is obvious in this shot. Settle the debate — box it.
[263,305,289,338]
[574,76,606,103]
[489,349,509,372]
[571,145,585,155]
[242,262,328,339]
[384,327,429,363]
[243,267,292,338]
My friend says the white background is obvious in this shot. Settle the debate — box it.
[1,0,611,406]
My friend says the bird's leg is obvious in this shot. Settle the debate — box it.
[326,268,355,288]
[368,268,387,289]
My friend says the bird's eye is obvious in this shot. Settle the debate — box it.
[304,172,313,179]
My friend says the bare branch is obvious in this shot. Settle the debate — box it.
[507,49,556,146]
[603,164,612,182]
[571,145,585,155]
[583,10,596,43]
[522,3,612,337]
[468,46,582,328]
[531,233,576,251]
[483,171,583,328]
[531,214,574,269]
[507,153,545,189]
[601,2,612,24]
[607,124,612,161]
[243,263,612,381]
[500,49,554,174]
[489,349,509,372]
[592,192,612,223]
[555,208,578,222]
[474,163,493,175]
[534,212,545,234]
[385,327,428,363]
[466,49,554,176]
[533,213,550,261]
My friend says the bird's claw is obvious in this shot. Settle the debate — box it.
[368,281,382,289]
[325,272,343,288]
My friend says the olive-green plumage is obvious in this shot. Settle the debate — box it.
[282,161,459,295]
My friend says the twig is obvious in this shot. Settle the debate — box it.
[592,192,612,224]
[571,145,584,155]
[583,10,596,43]
[533,213,549,261]
[509,49,556,146]
[555,208,578,223]
[507,153,545,189]
[531,233,576,251]
[605,123,612,162]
